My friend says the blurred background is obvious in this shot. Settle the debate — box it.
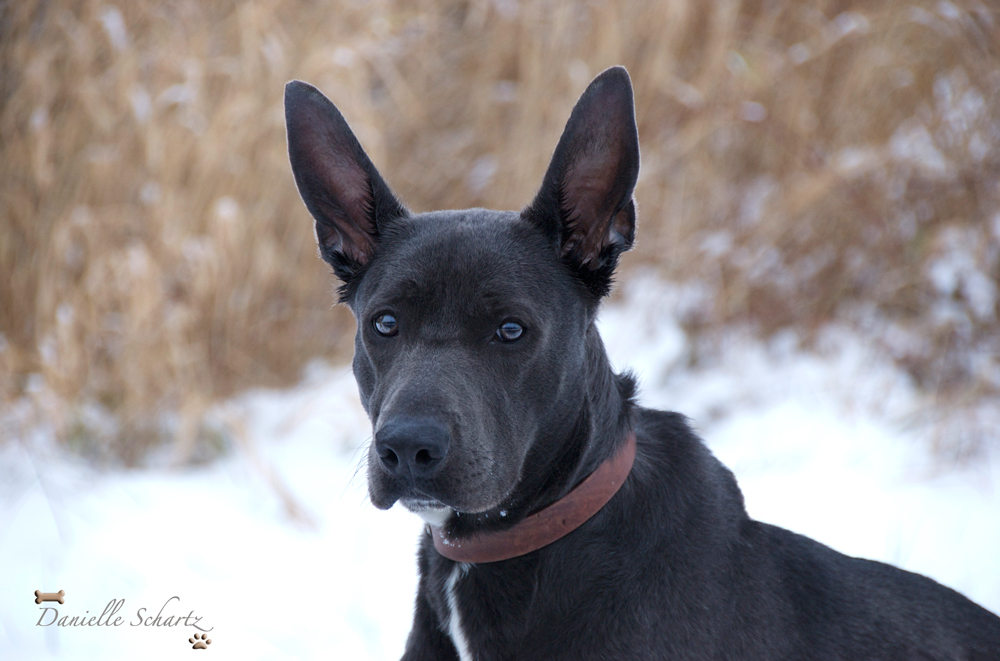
[3,2,1000,658]
[2,0,999,464]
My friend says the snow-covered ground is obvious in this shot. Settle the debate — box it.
[1,275,998,660]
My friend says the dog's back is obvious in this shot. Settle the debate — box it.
[758,524,1000,659]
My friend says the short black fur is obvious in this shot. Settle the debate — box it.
[285,66,1000,660]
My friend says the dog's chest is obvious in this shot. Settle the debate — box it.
[445,563,474,661]
[432,557,540,661]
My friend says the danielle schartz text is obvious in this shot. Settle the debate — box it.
[36,596,212,631]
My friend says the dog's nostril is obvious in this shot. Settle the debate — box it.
[414,449,433,466]
[379,448,399,469]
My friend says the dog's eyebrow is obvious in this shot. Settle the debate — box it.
[370,276,425,304]
[367,271,538,323]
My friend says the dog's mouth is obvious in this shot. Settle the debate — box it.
[366,432,519,515]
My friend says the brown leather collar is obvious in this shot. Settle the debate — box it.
[430,431,637,563]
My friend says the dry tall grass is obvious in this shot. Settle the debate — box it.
[2,0,998,462]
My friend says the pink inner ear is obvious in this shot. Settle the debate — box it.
[327,157,376,264]
[335,221,376,266]
[560,161,623,264]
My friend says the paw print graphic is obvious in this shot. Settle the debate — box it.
[189,633,212,649]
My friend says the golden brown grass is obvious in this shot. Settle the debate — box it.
[2,0,998,462]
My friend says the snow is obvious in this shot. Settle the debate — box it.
[2,276,999,660]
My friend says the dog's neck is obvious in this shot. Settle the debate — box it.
[430,429,636,562]
[440,324,635,542]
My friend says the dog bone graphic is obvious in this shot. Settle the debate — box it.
[34,590,65,605]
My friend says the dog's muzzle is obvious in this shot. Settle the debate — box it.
[374,416,450,480]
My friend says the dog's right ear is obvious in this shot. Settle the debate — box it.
[285,81,407,283]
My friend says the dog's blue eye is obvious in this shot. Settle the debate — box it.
[496,321,523,342]
[373,313,398,336]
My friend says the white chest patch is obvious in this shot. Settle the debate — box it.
[446,562,473,661]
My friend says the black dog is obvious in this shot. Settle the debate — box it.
[285,67,1000,660]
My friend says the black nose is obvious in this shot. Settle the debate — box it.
[374,417,450,479]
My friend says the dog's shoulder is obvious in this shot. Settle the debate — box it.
[594,407,752,587]
[628,407,748,528]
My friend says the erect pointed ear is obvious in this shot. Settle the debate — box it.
[285,80,407,283]
[524,66,640,297]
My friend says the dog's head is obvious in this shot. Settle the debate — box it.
[285,67,639,517]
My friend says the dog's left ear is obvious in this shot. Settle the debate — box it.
[525,66,640,297]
